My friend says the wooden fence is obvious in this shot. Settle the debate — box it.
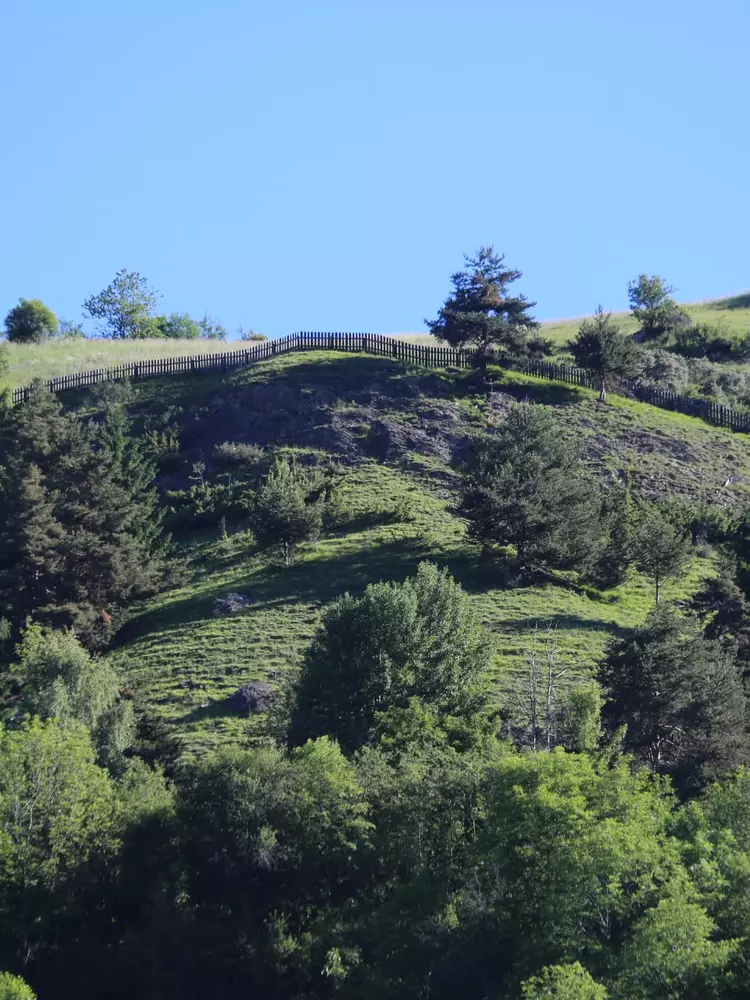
[10,332,750,434]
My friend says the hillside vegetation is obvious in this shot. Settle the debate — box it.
[6,261,750,999]
[104,350,750,755]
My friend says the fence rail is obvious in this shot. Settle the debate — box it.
[10,333,750,434]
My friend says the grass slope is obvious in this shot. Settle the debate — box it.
[2,337,240,390]
[103,351,749,757]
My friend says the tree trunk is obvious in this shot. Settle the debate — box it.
[655,572,661,605]
[599,381,607,404]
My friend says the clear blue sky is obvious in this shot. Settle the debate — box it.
[2,0,748,339]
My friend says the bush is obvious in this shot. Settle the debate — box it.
[4,298,59,344]
[288,562,491,753]
[213,441,265,468]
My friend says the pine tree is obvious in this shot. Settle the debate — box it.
[631,504,691,603]
[570,306,643,402]
[250,457,323,566]
[426,246,544,366]
[461,403,602,570]
[599,606,750,792]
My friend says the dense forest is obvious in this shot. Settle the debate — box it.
[2,254,750,998]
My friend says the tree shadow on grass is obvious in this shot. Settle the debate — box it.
[492,614,632,640]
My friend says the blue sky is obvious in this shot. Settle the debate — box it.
[2,0,748,339]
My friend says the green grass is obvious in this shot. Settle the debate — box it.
[2,337,240,390]
[102,351,747,757]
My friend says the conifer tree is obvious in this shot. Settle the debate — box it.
[461,403,602,570]
[599,606,750,791]
[426,246,543,366]
[570,306,642,402]
[250,457,323,566]
[631,504,691,603]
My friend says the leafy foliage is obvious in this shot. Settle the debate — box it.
[288,562,491,753]
[521,963,608,999]
[3,299,59,344]
[82,269,160,339]
[628,274,682,341]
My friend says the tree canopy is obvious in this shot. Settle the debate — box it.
[82,269,160,339]
[3,299,59,344]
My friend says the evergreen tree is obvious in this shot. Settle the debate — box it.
[250,457,323,566]
[570,306,642,402]
[426,246,543,366]
[460,403,602,570]
[0,389,164,644]
[599,606,750,791]
[631,504,691,604]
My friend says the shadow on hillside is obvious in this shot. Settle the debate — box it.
[492,614,632,640]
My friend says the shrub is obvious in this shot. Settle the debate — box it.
[213,441,265,468]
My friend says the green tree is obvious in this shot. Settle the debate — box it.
[471,750,681,985]
[16,625,134,773]
[177,738,371,993]
[250,457,323,566]
[198,313,228,340]
[570,306,642,402]
[156,312,202,339]
[460,403,602,570]
[599,606,750,791]
[3,299,59,344]
[0,718,119,967]
[0,345,9,406]
[82,269,160,339]
[0,388,165,644]
[628,274,681,341]
[0,972,35,999]
[631,504,691,604]
[426,246,542,366]
[521,962,608,999]
[288,562,492,753]
[617,892,738,999]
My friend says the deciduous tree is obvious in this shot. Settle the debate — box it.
[3,299,59,344]
[628,274,681,341]
[288,562,491,753]
[82,269,160,339]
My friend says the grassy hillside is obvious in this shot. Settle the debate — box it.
[102,350,750,757]
[2,337,240,390]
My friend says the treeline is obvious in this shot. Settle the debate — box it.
[2,270,267,343]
